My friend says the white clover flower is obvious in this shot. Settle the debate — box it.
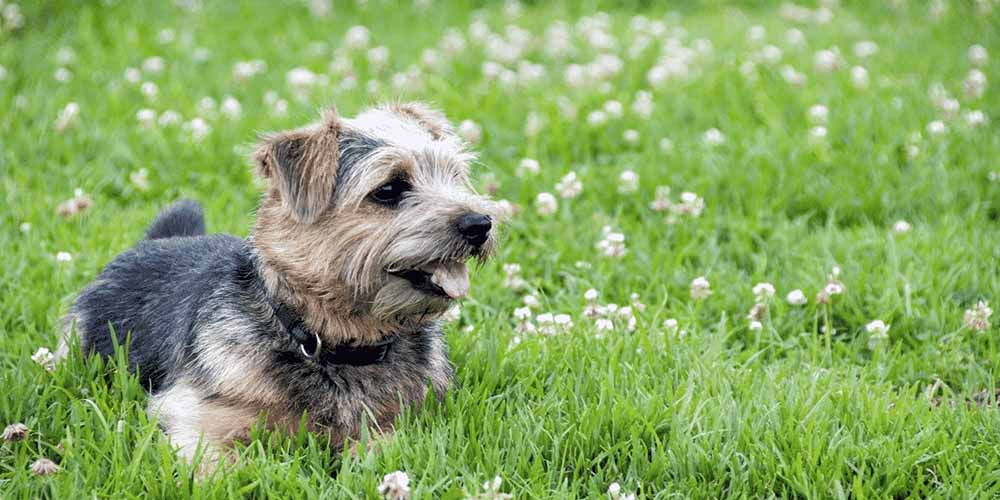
[586,110,608,127]
[752,282,776,302]
[808,126,828,142]
[747,25,766,44]
[603,100,623,118]
[786,289,807,306]
[198,96,217,115]
[853,40,879,58]
[517,158,539,177]
[30,458,59,476]
[286,67,319,92]
[471,476,513,500]
[594,318,615,333]
[502,263,526,290]
[19,222,31,233]
[963,69,987,99]
[54,67,72,82]
[513,307,532,321]
[926,120,947,136]
[969,44,988,66]
[524,112,543,137]
[663,318,679,334]
[780,65,806,86]
[419,48,443,71]
[596,227,627,257]
[703,128,725,146]
[814,48,842,72]
[232,60,267,81]
[866,320,890,337]
[757,45,781,64]
[192,47,211,62]
[344,25,371,50]
[55,252,73,263]
[547,97,572,121]
[690,276,711,300]
[55,102,80,132]
[442,304,461,323]
[535,192,558,216]
[555,172,582,199]
[183,118,211,141]
[554,314,573,328]
[964,300,992,331]
[157,28,176,45]
[140,81,159,100]
[523,294,540,309]
[378,471,410,500]
[55,46,76,65]
[617,170,639,194]
[584,288,599,302]
[457,120,482,144]
[808,104,828,124]
[649,185,671,212]
[850,66,869,89]
[2,423,28,442]
[631,91,654,118]
[782,28,806,48]
[823,280,845,297]
[220,96,241,119]
[749,320,763,331]
[136,109,156,129]
[608,482,622,497]
[892,220,912,234]
[440,28,466,56]
[158,110,182,127]
[142,56,165,74]
[673,191,705,218]
[32,347,56,371]
[630,293,646,312]
[130,168,150,191]
[965,110,988,127]
[940,97,960,118]
[623,129,640,145]
[367,46,390,69]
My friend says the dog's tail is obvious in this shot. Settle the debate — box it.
[145,199,206,240]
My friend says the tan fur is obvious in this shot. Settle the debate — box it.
[253,103,501,345]
[83,102,496,475]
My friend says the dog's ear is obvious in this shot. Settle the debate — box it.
[390,102,455,140]
[253,109,340,224]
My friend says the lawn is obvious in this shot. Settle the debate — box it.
[2,0,999,497]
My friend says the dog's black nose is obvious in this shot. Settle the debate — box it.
[457,213,492,246]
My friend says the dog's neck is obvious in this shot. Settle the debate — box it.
[249,241,430,345]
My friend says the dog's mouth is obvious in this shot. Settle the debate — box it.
[386,260,470,300]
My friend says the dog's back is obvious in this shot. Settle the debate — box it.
[66,200,252,391]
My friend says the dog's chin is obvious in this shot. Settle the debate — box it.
[369,262,469,322]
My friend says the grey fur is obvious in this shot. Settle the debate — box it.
[64,103,499,470]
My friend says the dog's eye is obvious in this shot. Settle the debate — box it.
[369,178,411,206]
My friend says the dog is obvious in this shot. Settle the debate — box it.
[60,102,500,469]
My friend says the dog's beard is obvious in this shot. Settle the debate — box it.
[369,277,455,322]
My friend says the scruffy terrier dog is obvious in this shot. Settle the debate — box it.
[62,102,499,467]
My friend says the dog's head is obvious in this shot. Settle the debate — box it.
[252,103,500,321]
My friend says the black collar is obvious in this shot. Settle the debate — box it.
[268,298,394,366]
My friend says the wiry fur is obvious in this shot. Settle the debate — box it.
[63,102,500,472]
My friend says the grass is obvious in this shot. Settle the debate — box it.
[2,0,999,497]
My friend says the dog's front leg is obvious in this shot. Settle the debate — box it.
[148,379,256,477]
